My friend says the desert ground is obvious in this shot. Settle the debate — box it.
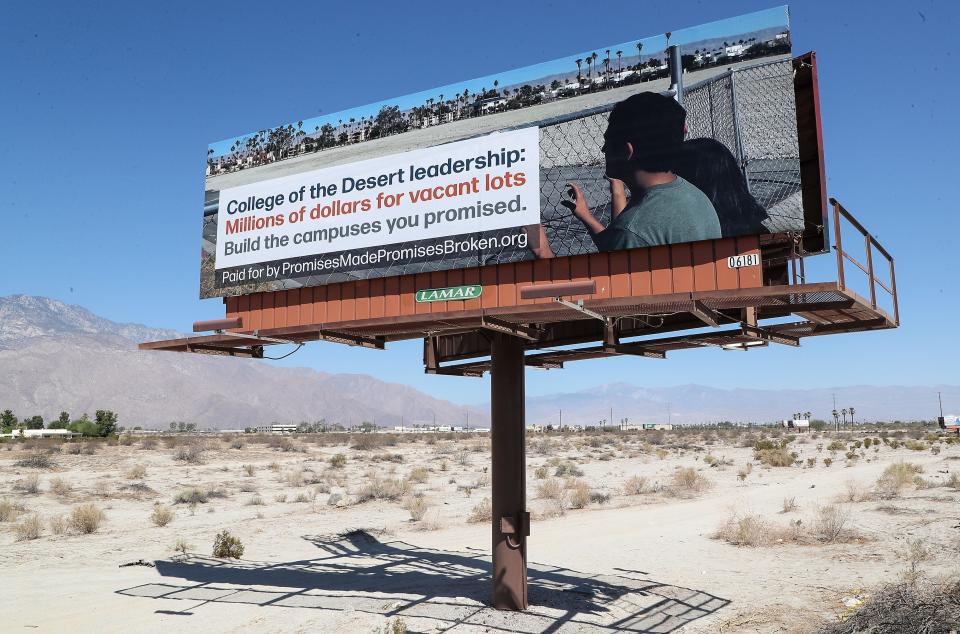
[2,427,959,633]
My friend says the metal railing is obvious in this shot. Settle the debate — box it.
[830,198,899,324]
[789,198,898,325]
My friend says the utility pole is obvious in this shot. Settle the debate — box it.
[667,402,672,426]
[559,408,562,429]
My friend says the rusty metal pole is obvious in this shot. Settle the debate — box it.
[490,333,529,610]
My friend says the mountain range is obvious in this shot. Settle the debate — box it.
[0,295,485,429]
[0,295,953,428]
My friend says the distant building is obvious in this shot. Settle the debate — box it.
[255,424,298,434]
[725,44,747,57]
[782,419,810,430]
[3,429,80,439]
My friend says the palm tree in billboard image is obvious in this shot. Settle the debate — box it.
[635,41,643,69]
[616,50,622,80]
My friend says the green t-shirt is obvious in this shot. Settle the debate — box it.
[593,176,721,251]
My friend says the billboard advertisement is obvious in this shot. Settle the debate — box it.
[201,6,798,298]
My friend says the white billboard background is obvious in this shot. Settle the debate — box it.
[214,127,540,283]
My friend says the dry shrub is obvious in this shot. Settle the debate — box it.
[285,470,305,487]
[403,495,430,521]
[904,440,927,451]
[553,460,583,477]
[623,475,651,495]
[69,503,105,534]
[406,466,429,484]
[293,491,313,503]
[714,504,858,548]
[49,514,67,535]
[242,464,256,477]
[467,498,491,523]
[840,480,872,503]
[819,576,960,634]
[212,530,244,559]
[173,442,205,464]
[352,434,382,451]
[229,437,246,450]
[713,511,772,547]
[15,514,44,541]
[238,482,257,493]
[329,453,347,468]
[875,462,923,499]
[813,504,853,543]
[754,446,797,467]
[139,438,158,450]
[245,494,265,506]
[567,480,592,509]
[737,463,753,481]
[781,496,798,513]
[668,467,711,496]
[536,478,565,501]
[534,466,548,479]
[15,453,57,469]
[126,464,147,480]
[172,487,227,504]
[151,504,175,527]
[454,449,471,466]
[0,499,27,522]
[354,475,409,503]
[15,474,41,494]
[536,478,567,515]
[947,472,960,490]
[268,436,300,452]
[49,477,73,497]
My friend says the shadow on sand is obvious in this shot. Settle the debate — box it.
[117,529,728,633]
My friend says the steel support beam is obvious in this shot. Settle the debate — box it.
[317,330,385,349]
[480,316,543,342]
[690,300,723,327]
[490,334,529,610]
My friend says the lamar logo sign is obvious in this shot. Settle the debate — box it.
[415,285,483,303]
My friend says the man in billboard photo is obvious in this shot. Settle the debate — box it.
[567,92,722,252]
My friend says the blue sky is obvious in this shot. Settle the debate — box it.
[2,0,958,409]
[208,5,788,157]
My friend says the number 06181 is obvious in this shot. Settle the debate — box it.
[727,253,760,269]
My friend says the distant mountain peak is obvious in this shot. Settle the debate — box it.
[0,295,485,428]
[0,294,181,349]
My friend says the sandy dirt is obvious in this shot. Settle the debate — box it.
[2,429,958,633]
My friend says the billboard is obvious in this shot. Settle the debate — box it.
[201,6,798,298]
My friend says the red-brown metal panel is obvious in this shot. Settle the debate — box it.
[650,245,673,295]
[671,243,694,293]
[399,276,415,315]
[355,279,370,320]
[692,241,717,292]
[219,236,765,331]
[370,278,385,319]
[463,267,483,311]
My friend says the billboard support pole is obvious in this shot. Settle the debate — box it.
[490,333,529,610]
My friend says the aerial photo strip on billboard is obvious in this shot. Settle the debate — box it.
[201,6,798,298]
